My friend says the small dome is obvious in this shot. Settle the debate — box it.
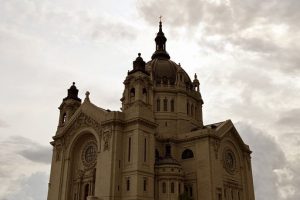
[146,58,192,85]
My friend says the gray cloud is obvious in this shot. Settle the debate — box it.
[7,136,51,164]
[5,172,49,200]
[277,108,300,129]
[236,122,300,200]
[1,136,51,164]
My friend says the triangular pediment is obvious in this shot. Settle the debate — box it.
[54,100,108,139]
[216,120,251,153]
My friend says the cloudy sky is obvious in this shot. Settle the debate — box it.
[0,0,299,199]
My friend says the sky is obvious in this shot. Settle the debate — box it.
[0,0,299,199]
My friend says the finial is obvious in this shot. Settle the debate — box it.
[85,91,90,102]
[194,73,197,79]
[72,82,75,86]
[159,16,162,32]
[138,53,141,57]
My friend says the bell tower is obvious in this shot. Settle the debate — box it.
[121,53,157,200]
[121,53,153,110]
[57,82,81,129]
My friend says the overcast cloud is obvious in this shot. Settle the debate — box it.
[0,0,299,199]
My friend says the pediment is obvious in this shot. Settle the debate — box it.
[216,120,251,153]
[55,99,109,138]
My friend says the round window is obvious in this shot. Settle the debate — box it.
[82,141,97,167]
[223,149,236,174]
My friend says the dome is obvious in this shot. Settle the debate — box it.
[146,58,192,85]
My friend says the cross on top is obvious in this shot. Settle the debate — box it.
[159,15,162,22]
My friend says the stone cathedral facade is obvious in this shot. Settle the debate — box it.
[47,21,255,200]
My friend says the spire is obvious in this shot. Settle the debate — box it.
[63,82,81,101]
[151,17,170,60]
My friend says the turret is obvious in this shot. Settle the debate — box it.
[57,82,81,128]
[121,53,153,110]
[193,73,200,92]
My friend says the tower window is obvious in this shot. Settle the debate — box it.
[191,104,194,117]
[187,102,190,115]
[144,138,147,162]
[163,98,168,111]
[143,178,147,191]
[171,182,175,193]
[128,137,131,162]
[179,183,181,194]
[181,149,194,159]
[130,88,135,102]
[142,88,147,102]
[171,99,174,112]
[155,149,160,161]
[157,99,160,111]
[62,113,66,124]
[162,182,166,193]
[189,187,193,197]
[126,178,130,191]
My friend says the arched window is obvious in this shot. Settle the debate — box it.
[163,98,168,111]
[162,182,166,193]
[128,137,131,162]
[187,102,190,115]
[189,187,193,197]
[171,182,175,193]
[142,88,147,102]
[143,178,147,191]
[130,88,135,102]
[126,179,130,191]
[62,113,66,124]
[195,106,198,119]
[191,104,194,117]
[181,149,194,159]
[155,149,160,161]
[144,138,147,162]
[179,183,181,194]
[84,184,89,200]
[157,99,160,111]
[171,99,174,112]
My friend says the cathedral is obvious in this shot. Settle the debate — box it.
[47,21,255,200]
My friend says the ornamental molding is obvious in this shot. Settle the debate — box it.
[54,112,102,150]
[103,127,112,151]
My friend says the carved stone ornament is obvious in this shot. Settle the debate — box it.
[81,140,97,168]
[213,139,220,159]
[103,127,112,151]
[62,112,102,148]
[223,149,236,174]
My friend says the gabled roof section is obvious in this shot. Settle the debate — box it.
[55,97,108,138]
[215,120,251,153]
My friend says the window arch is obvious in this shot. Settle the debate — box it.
[126,178,130,191]
[62,112,67,124]
[171,99,174,112]
[163,98,168,111]
[162,182,166,193]
[181,149,194,159]
[157,99,160,111]
[130,88,135,102]
[171,182,175,193]
[142,88,147,102]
